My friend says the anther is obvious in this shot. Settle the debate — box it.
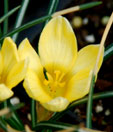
[54,70,61,81]
[46,72,53,82]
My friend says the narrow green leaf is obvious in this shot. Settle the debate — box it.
[0,15,51,42]
[9,103,24,112]
[46,129,53,132]
[0,6,20,24]
[5,117,23,131]
[0,117,7,132]
[9,107,24,130]
[31,99,37,128]
[50,91,113,121]
[86,75,96,128]
[45,0,59,24]
[70,91,113,107]
[0,26,2,39]
[33,121,77,131]
[104,43,113,61]
[41,129,52,132]
[0,26,2,48]
[41,129,46,132]
[3,100,8,108]
[86,11,113,128]
[3,0,8,35]
[80,1,102,10]
[2,100,24,131]
[12,0,30,42]
[10,112,24,130]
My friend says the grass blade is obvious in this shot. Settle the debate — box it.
[104,43,113,61]
[1,100,24,131]
[31,99,37,128]
[86,75,95,128]
[11,112,24,130]
[79,1,102,10]
[5,117,23,131]
[0,1,102,41]
[33,121,76,131]
[52,1,102,17]
[45,0,59,24]
[0,15,51,42]
[3,0,8,35]
[86,12,113,128]
[0,117,7,132]
[50,91,113,121]
[0,6,20,24]
[12,0,30,42]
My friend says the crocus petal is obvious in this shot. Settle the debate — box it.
[6,59,28,89]
[1,37,19,77]
[39,16,77,74]
[65,69,92,102]
[0,84,13,101]
[18,38,44,78]
[0,52,3,74]
[23,70,52,103]
[41,97,69,112]
[71,45,104,75]
[7,124,22,132]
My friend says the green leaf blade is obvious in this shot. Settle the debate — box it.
[80,1,102,10]
[0,6,20,24]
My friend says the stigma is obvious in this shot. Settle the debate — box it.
[44,70,66,92]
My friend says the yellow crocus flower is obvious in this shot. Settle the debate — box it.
[18,16,104,112]
[0,37,28,101]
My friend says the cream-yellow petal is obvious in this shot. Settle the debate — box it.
[65,69,92,102]
[0,84,13,101]
[6,59,28,89]
[0,52,3,74]
[41,97,69,112]
[7,124,22,132]
[71,45,104,75]
[23,70,52,103]
[1,37,19,77]
[39,16,77,74]
[18,38,44,78]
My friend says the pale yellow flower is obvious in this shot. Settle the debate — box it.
[18,16,104,112]
[0,37,28,101]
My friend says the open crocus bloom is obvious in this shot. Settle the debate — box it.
[0,37,28,101]
[18,16,104,112]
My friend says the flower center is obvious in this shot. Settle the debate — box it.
[0,73,6,84]
[0,75,1,83]
[44,70,66,95]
